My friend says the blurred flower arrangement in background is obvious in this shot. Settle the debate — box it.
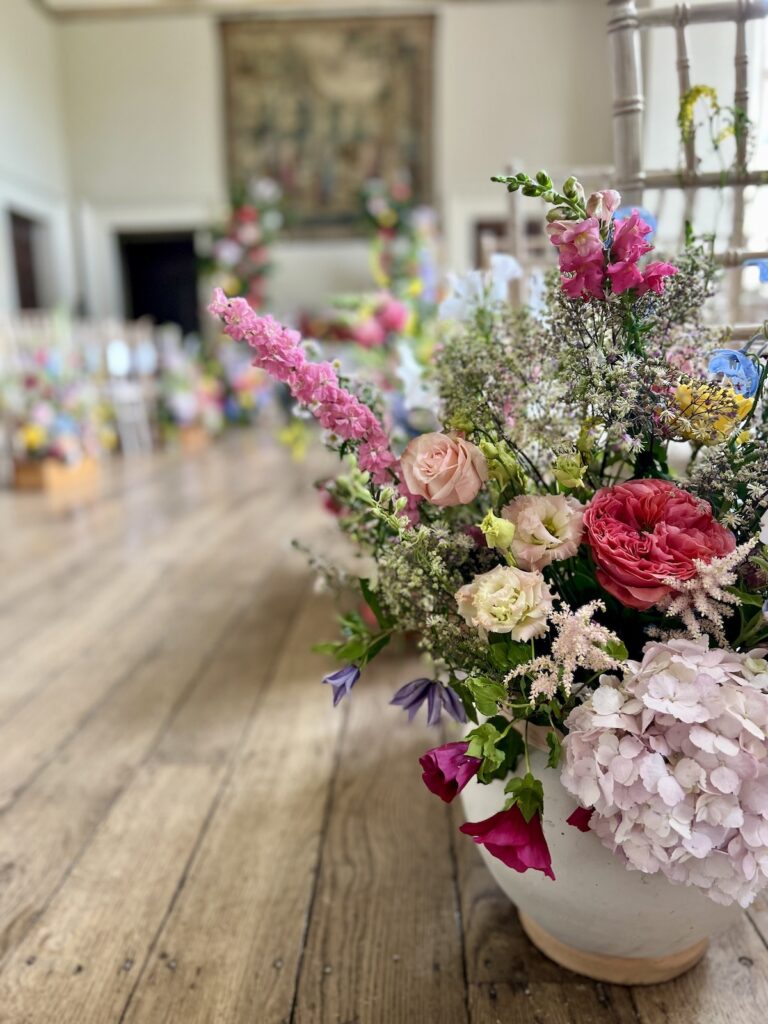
[159,347,224,439]
[200,177,283,310]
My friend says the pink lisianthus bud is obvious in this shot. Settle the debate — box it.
[586,189,621,222]
[419,742,481,802]
[610,210,653,263]
[460,805,555,880]
[606,259,645,295]
[637,261,678,295]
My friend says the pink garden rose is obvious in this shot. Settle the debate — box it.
[419,742,481,803]
[401,432,487,506]
[460,806,555,879]
[583,479,736,610]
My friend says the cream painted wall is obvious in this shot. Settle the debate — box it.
[0,0,76,314]
[55,1,614,320]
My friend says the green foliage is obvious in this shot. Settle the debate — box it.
[465,716,525,783]
[464,676,507,717]
[504,772,544,822]
[312,608,391,668]
[546,730,562,770]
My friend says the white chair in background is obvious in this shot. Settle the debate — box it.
[607,0,768,324]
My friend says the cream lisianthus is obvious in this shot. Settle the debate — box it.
[502,494,584,571]
[456,565,553,641]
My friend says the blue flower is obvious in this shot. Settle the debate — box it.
[390,678,467,726]
[322,664,360,706]
[743,258,768,283]
[708,349,761,398]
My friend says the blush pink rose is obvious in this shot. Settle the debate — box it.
[401,433,487,506]
[583,479,736,610]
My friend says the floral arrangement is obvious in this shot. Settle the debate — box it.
[160,349,224,437]
[209,169,768,909]
[202,178,283,310]
[2,363,115,464]
[301,292,411,350]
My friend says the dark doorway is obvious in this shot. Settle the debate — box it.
[119,232,199,334]
[10,211,43,310]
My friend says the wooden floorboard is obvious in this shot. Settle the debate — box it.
[0,434,766,1023]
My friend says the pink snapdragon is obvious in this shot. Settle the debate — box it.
[209,289,397,483]
[548,192,677,302]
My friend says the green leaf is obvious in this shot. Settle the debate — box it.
[728,586,765,607]
[312,641,342,656]
[546,731,562,769]
[359,578,393,629]
[486,637,532,672]
[465,676,507,717]
[602,638,629,661]
[504,772,544,822]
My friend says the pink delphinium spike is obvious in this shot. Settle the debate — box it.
[208,289,397,484]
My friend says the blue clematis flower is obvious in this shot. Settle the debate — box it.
[322,664,360,706]
[743,258,768,283]
[390,678,467,726]
[708,349,761,398]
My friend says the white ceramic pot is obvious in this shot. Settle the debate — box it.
[460,749,740,984]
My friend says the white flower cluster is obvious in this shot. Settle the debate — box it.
[562,638,768,907]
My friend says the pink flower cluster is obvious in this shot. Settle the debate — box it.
[209,288,397,482]
[547,198,677,301]
[562,638,768,907]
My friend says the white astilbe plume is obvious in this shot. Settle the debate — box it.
[657,540,756,644]
[507,600,623,700]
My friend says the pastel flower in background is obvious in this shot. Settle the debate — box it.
[401,432,487,506]
[460,806,555,880]
[501,494,584,571]
[561,638,768,907]
[456,564,553,640]
[708,349,762,398]
[375,295,409,334]
[419,741,481,802]
[583,479,735,610]
[742,257,768,283]
[586,189,621,222]
[351,318,386,349]
[322,664,360,706]
[439,253,521,321]
[761,510,768,546]
[390,678,467,725]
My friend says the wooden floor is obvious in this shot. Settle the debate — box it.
[1,434,767,1024]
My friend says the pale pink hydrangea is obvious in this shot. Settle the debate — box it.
[209,289,396,484]
[561,638,768,907]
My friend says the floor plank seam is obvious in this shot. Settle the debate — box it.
[287,700,351,1024]
[746,911,768,953]
[115,582,317,1022]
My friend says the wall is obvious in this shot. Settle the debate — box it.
[54,1,614,320]
[0,0,76,316]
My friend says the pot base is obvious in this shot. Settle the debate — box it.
[519,912,708,985]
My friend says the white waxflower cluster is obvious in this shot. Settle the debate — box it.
[562,638,768,907]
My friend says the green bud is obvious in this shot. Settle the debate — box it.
[478,439,526,491]
[479,510,516,551]
[553,451,586,490]
[535,170,551,187]
[562,175,579,198]
[521,183,539,197]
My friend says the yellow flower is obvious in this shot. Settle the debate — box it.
[671,381,753,445]
[20,423,47,451]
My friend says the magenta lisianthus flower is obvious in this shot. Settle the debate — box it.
[610,210,653,263]
[637,261,678,295]
[460,805,555,879]
[606,259,645,295]
[419,742,481,802]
